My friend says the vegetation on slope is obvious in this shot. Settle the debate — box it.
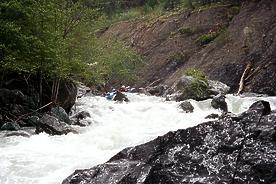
[0,0,143,87]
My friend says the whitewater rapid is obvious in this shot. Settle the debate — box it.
[0,93,276,184]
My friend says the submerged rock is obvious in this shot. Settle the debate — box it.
[63,100,276,184]
[36,114,76,135]
[205,113,220,119]
[70,111,92,127]
[4,130,31,137]
[211,94,228,112]
[179,101,194,113]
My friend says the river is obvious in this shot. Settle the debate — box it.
[0,93,276,184]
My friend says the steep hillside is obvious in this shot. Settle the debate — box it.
[103,0,276,95]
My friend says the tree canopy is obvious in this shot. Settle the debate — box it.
[0,0,143,85]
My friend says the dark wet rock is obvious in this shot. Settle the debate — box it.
[70,111,92,126]
[77,83,91,98]
[211,94,228,112]
[55,81,78,113]
[76,119,93,127]
[36,114,76,135]
[0,122,20,131]
[0,89,26,106]
[51,107,71,125]
[208,80,230,95]
[113,91,129,102]
[205,113,220,119]
[146,85,168,96]
[72,111,91,120]
[179,101,194,113]
[24,116,40,127]
[4,130,31,137]
[63,100,276,184]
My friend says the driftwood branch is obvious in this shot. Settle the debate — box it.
[237,62,252,95]
[15,101,53,122]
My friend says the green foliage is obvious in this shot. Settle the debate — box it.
[183,79,209,99]
[184,68,207,82]
[216,29,229,44]
[83,36,144,85]
[0,0,143,86]
[0,0,97,78]
[161,0,181,10]
[181,68,209,99]
[227,6,240,20]
[178,27,195,35]
[196,31,221,45]
[169,52,185,62]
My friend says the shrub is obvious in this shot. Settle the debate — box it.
[183,79,209,99]
[184,68,207,82]
[196,31,220,45]
[178,27,194,35]
[180,68,209,100]
[169,52,185,62]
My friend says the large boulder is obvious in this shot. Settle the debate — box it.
[0,122,20,131]
[211,94,228,112]
[166,76,231,101]
[63,101,276,184]
[36,114,76,135]
[179,101,194,113]
[167,75,210,101]
[50,107,71,125]
[208,80,230,95]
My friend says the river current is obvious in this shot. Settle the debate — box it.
[0,93,276,184]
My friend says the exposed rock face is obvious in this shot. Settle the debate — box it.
[179,101,194,113]
[36,114,76,135]
[63,101,276,184]
[211,94,228,112]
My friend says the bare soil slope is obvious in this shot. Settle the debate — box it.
[104,0,276,94]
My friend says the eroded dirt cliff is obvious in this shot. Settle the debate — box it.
[103,0,276,95]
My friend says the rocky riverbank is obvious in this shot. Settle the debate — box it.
[0,73,78,136]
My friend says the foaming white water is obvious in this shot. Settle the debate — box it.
[0,93,275,184]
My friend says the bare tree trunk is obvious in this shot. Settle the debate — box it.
[237,62,252,95]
